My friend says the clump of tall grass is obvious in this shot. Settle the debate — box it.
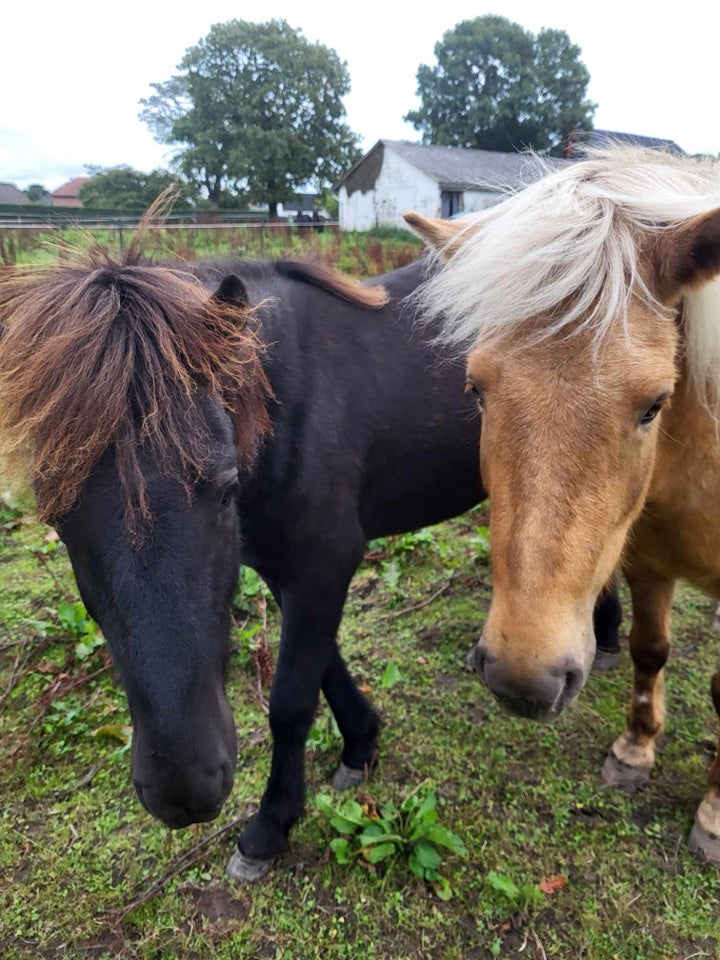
[1,224,422,276]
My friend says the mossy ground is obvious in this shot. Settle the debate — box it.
[1,500,720,959]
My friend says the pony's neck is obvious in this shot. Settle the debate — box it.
[651,354,720,501]
[639,365,720,593]
[684,276,720,409]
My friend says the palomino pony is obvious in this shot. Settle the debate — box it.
[408,146,720,863]
[0,241,621,881]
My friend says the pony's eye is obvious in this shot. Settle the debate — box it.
[465,380,485,410]
[220,479,240,507]
[639,396,667,427]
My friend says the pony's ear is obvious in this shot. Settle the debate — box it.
[653,207,720,303]
[213,273,249,307]
[403,212,473,258]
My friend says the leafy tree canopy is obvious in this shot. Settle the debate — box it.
[405,15,595,154]
[78,167,195,210]
[140,19,361,215]
[25,184,50,204]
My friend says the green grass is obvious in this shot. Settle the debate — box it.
[2,500,720,959]
[0,225,422,276]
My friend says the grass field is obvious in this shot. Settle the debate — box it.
[2,491,720,960]
[0,224,422,277]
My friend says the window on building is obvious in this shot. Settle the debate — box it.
[441,191,464,219]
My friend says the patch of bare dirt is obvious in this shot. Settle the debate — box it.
[184,882,250,925]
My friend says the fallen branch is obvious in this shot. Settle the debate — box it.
[0,633,55,712]
[376,571,458,622]
[52,760,105,799]
[110,815,246,927]
[0,637,41,651]
[33,547,77,602]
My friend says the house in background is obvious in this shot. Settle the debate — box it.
[566,128,683,157]
[0,182,30,204]
[335,140,569,231]
[278,190,319,219]
[335,133,684,231]
[50,177,90,208]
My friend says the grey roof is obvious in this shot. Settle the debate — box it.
[0,182,29,204]
[335,140,569,195]
[336,131,687,198]
[386,140,569,190]
[577,129,683,154]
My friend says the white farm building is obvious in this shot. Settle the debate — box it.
[335,134,683,232]
[334,140,568,231]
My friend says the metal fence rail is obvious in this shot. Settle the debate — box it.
[0,220,338,230]
[0,218,340,258]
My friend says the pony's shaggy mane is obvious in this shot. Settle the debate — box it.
[422,147,720,382]
[0,242,271,528]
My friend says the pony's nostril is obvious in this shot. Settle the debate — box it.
[474,643,494,683]
[564,667,584,699]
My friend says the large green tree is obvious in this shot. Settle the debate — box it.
[140,19,361,214]
[79,166,195,210]
[405,15,595,154]
[25,184,50,204]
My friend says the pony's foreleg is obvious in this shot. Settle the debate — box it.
[227,543,364,882]
[688,671,720,863]
[265,577,380,788]
[322,647,381,789]
[601,564,674,792]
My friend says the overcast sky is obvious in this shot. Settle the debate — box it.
[2,1,717,191]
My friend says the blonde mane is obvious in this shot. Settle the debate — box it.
[422,147,720,388]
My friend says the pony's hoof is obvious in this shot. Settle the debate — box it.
[226,848,273,883]
[601,751,650,794]
[592,647,621,673]
[331,762,366,791]
[688,819,720,865]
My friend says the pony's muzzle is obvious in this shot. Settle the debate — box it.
[130,703,237,828]
[474,639,584,721]
[133,755,235,828]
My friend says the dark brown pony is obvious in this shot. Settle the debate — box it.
[409,146,720,863]
[0,238,389,854]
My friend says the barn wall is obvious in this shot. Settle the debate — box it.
[339,149,438,230]
[338,148,501,230]
[462,189,503,214]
